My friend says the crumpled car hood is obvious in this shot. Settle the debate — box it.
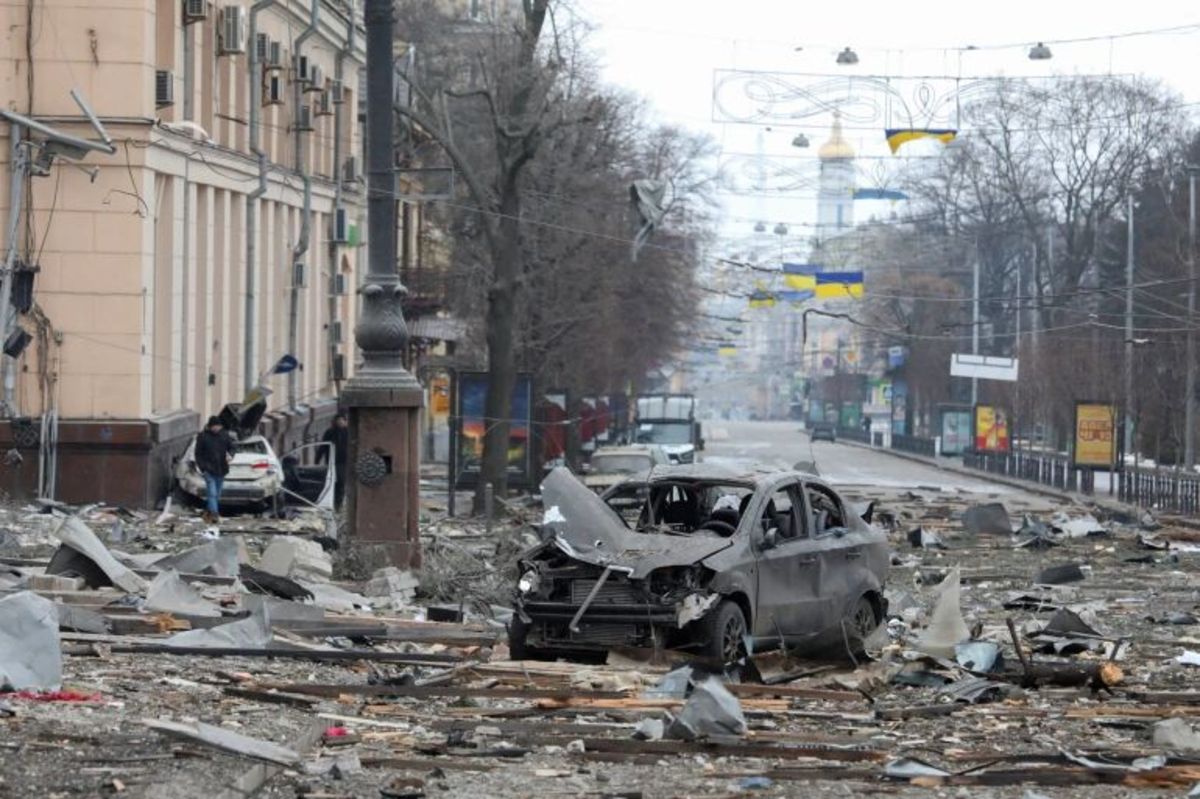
[541,466,730,579]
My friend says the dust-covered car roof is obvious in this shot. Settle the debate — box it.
[600,462,832,491]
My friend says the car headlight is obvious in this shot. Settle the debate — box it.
[518,569,540,594]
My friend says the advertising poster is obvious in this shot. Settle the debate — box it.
[940,408,973,455]
[1073,402,1118,469]
[974,405,1011,453]
[455,372,534,487]
[539,391,568,468]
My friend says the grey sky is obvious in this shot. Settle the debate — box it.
[576,1,1200,256]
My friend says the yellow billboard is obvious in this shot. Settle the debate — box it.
[1073,402,1118,469]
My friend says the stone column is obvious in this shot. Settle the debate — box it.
[342,0,423,569]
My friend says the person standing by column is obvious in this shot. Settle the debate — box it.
[320,412,349,508]
[194,416,234,524]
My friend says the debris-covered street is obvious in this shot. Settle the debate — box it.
[4,424,1200,797]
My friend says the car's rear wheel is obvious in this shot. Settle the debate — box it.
[699,600,747,665]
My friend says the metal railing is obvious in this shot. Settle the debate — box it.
[963,450,1081,492]
[891,434,936,457]
[1119,465,1200,515]
[835,426,871,444]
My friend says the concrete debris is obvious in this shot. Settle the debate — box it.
[1153,718,1200,752]
[915,566,970,658]
[0,591,62,691]
[153,537,241,577]
[259,536,333,582]
[961,502,1012,535]
[144,569,222,618]
[1034,562,1087,585]
[47,515,148,594]
[363,566,420,602]
[143,718,301,766]
[164,605,272,649]
[907,527,945,549]
[666,675,747,740]
[633,717,665,741]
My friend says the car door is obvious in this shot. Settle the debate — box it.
[280,442,335,511]
[751,479,825,643]
[805,480,861,626]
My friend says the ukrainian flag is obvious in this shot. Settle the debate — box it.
[778,290,813,305]
[815,271,864,299]
[885,128,957,154]
[783,263,819,291]
[748,289,777,309]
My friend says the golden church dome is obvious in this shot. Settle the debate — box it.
[818,113,855,160]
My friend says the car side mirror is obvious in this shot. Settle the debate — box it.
[762,527,779,550]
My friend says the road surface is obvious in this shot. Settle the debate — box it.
[704,420,1046,499]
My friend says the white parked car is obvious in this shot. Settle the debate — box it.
[582,445,670,493]
[174,402,335,514]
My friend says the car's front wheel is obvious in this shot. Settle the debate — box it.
[846,594,880,653]
[507,616,553,661]
[698,600,747,665]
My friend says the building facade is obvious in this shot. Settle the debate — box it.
[0,0,367,505]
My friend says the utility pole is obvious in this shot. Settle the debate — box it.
[1124,194,1135,458]
[1185,168,1198,467]
[971,240,980,406]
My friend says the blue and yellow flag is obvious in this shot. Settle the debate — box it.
[815,271,864,299]
[718,345,738,357]
[853,187,908,201]
[748,289,776,309]
[885,128,957,154]
[782,263,819,291]
[778,290,814,305]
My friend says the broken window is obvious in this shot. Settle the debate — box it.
[604,480,752,537]
[759,484,805,540]
[807,483,845,536]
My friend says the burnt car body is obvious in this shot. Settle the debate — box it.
[511,465,888,662]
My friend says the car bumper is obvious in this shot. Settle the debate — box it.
[176,474,279,504]
[518,600,679,650]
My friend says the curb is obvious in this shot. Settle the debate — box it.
[835,438,1079,504]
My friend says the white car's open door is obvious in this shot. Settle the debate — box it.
[280,441,336,512]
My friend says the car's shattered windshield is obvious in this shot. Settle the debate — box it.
[604,480,752,537]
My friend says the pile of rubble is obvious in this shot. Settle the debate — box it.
[4,481,1200,796]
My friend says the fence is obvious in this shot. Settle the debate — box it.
[962,450,1085,492]
[1118,465,1200,515]
[891,434,936,458]
[835,427,871,444]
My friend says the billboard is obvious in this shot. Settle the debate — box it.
[939,407,973,456]
[454,372,534,488]
[1073,402,1118,470]
[973,405,1010,453]
[951,354,1019,382]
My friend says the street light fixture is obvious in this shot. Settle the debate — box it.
[791,132,810,148]
[1028,42,1053,60]
[836,47,858,66]
[753,221,767,233]
[773,223,788,236]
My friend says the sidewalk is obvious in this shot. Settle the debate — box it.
[838,438,1132,512]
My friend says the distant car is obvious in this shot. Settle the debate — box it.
[511,465,888,664]
[810,422,837,442]
[582,445,669,493]
[174,402,335,514]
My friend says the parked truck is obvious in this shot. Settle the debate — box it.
[634,394,704,464]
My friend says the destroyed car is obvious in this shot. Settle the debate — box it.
[511,465,888,663]
[174,402,336,513]
[582,445,670,493]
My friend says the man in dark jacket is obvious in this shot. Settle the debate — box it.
[319,412,348,508]
[194,415,234,523]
